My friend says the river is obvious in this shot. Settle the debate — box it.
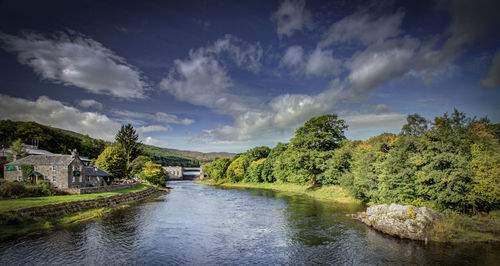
[0,181,498,265]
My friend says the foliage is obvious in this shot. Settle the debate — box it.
[0,120,197,165]
[80,135,106,159]
[115,124,141,177]
[203,158,231,182]
[95,145,127,180]
[0,182,26,199]
[401,114,428,136]
[0,181,54,199]
[468,133,500,211]
[291,114,348,151]
[20,164,34,179]
[138,161,168,187]
[261,143,288,183]
[226,155,250,183]
[7,139,26,161]
[130,155,151,178]
[201,110,500,215]
[246,146,270,161]
[244,158,266,183]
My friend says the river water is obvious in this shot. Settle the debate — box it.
[0,181,498,265]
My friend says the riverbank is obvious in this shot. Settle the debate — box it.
[0,183,150,212]
[199,180,500,243]
[198,179,361,204]
[0,185,167,241]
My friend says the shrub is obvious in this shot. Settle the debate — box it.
[0,182,26,199]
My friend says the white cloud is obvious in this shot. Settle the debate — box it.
[201,80,347,141]
[319,9,404,47]
[480,50,500,89]
[143,136,169,148]
[370,104,392,114]
[0,31,148,99]
[209,35,263,73]
[305,48,341,77]
[111,110,194,125]
[347,37,419,94]
[78,99,103,110]
[271,0,313,38]
[0,94,120,141]
[280,45,304,67]
[159,35,262,114]
[342,112,406,129]
[136,125,172,133]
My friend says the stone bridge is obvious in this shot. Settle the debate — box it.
[163,166,203,180]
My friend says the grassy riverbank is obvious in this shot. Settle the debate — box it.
[0,183,149,212]
[198,179,361,204]
[0,187,166,241]
[199,179,500,243]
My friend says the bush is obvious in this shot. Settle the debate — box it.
[0,182,26,199]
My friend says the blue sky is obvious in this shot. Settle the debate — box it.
[0,0,499,153]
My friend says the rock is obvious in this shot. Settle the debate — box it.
[352,203,445,241]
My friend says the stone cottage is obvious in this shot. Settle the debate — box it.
[4,150,111,188]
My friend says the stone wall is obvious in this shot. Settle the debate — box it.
[10,187,162,220]
[62,183,137,195]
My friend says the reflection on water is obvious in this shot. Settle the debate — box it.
[0,181,498,265]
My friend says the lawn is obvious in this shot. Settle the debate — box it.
[0,183,149,212]
[199,180,361,204]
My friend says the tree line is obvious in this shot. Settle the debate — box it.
[203,110,500,213]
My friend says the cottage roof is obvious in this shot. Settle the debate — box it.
[84,166,111,177]
[6,154,75,166]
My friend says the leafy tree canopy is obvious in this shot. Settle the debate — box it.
[291,114,348,151]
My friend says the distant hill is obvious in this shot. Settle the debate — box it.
[0,120,232,166]
[168,149,235,162]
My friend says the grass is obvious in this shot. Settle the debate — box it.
[199,179,361,204]
[430,210,500,243]
[0,183,149,212]
[0,206,126,241]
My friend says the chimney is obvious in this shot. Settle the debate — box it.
[71,149,78,159]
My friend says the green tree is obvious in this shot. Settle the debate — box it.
[115,124,141,176]
[244,158,266,183]
[7,139,26,161]
[95,145,127,180]
[138,161,168,187]
[246,146,270,162]
[80,135,105,159]
[291,114,348,151]
[209,158,232,182]
[468,125,500,211]
[401,114,428,136]
[320,140,359,186]
[130,155,151,177]
[226,155,250,183]
[261,143,288,182]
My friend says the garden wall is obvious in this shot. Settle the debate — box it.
[10,187,162,220]
[62,183,137,195]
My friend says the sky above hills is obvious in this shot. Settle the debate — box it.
[0,0,499,152]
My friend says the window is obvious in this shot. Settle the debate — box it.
[79,176,82,182]
[52,176,56,182]
[79,166,82,171]
[97,176,100,182]
[34,166,38,171]
[72,177,75,183]
[72,166,75,171]
[52,165,56,171]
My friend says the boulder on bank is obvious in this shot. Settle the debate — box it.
[353,203,445,241]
